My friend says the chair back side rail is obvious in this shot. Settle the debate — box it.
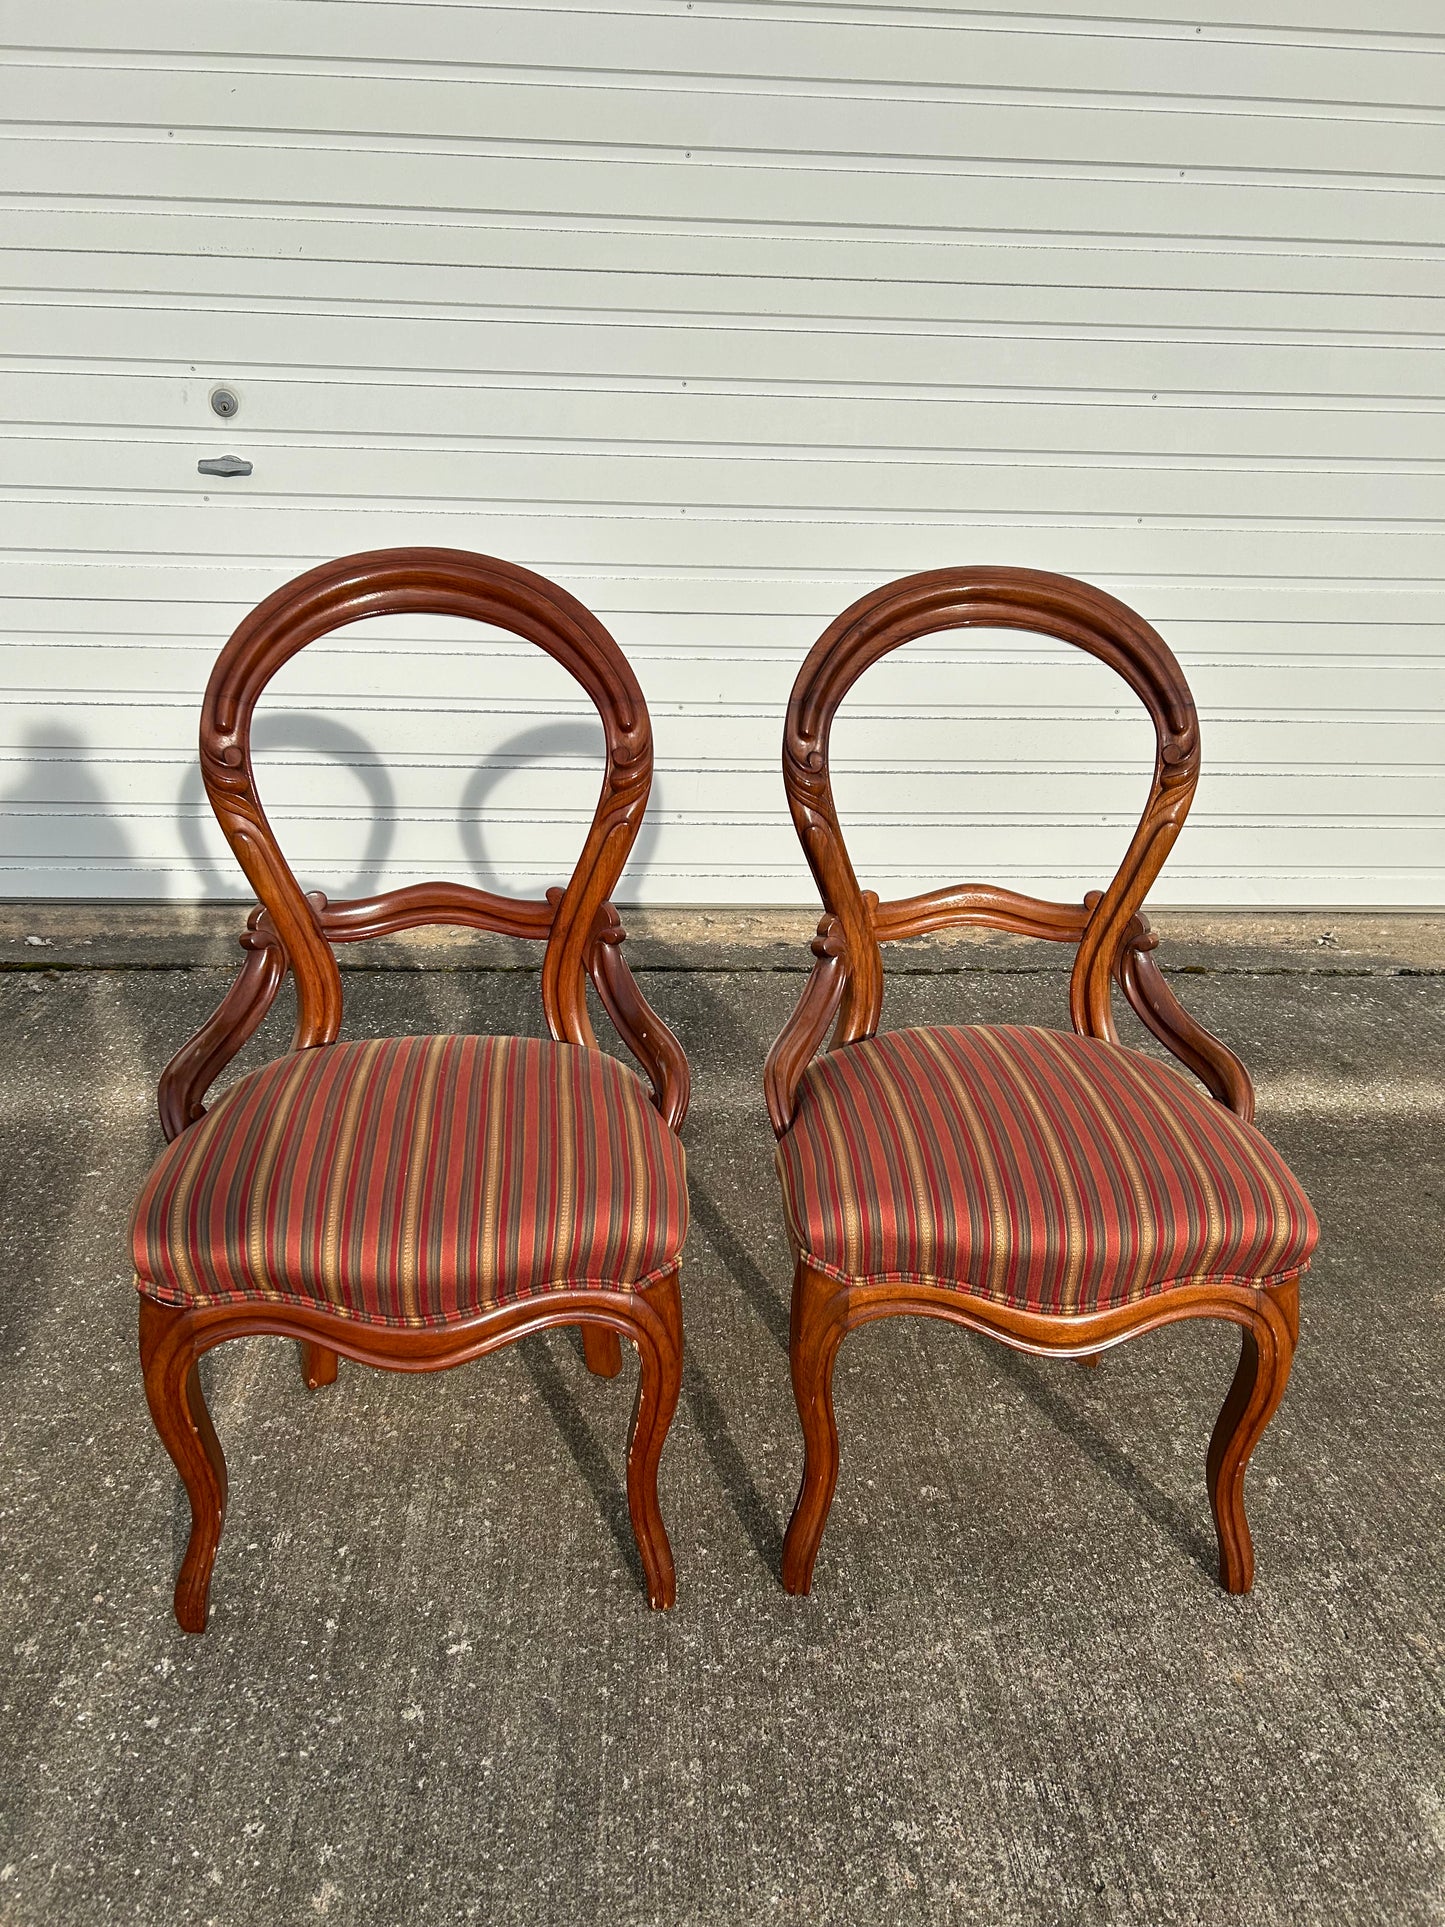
[587,903,691,1130]
[1117,940,1254,1121]
[157,939,289,1142]
[763,917,848,1138]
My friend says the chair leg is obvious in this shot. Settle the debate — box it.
[138,1297,228,1634]
[1206,1279,1298,1595]
[581,1325,623,1378]
[299,1342,339,1390]
[781,1260,846,1596]
[623,1269,683,1609]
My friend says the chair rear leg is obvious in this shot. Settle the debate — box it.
[781,1261,847,1596]
[622,1269,683,1608]
[299,1342,339,1390]
[1206,1279,1298,1595]
[138,1298,228,1633]
[582,1326,623,1378]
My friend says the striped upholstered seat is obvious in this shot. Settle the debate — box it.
[132,1034,688,1328]
[776,1024,1316,1315]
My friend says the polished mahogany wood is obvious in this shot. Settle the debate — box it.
[779,1259,1297,1598]
[141,1275,683,1629]
[298,1340,339,1391]
[766,567,1298,1595]
[139,549,689,1627]
[199,548,654,1059]
[160,547,689,1136]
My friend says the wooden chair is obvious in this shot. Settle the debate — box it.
[131,548,690,1630]
[764,568,1317,1597]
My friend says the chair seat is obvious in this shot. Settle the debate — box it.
[776,1024,1316,1314]
[132,1034,688,1327]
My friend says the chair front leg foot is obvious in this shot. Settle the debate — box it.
[139,1298,228,1633]
[781,1262,846,1597]
[623,1271,683,1608]
[1206,1281,1298,1595]
[299,1342,339,1390]
[581,1325,623,1378]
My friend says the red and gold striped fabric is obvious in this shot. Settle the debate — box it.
[132,1034,688,1327]
[776,1024,1316,1313]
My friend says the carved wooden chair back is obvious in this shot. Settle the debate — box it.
[784,565,1197,1045]
[769,565,1251,1131]
[165,546,687,1136]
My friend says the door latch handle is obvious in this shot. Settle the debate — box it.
[197,454,253,478]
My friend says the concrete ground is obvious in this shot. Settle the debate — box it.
[1,911,1442,1926]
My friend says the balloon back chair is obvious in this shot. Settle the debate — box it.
[765,568,1316,1596]
[131,549,690,1629]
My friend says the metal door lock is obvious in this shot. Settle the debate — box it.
[197,455,253,478]
[210,387,239,418]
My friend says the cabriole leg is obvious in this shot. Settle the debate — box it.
[581,1326,623,1378]
[623,1269,683,1608]
[1206,1279,1299,1594]
[781,1261,847,1596]
[138,1297,228,1633]
[299,1342,339,1390]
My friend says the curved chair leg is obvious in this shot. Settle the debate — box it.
[781,1261,847,1596]
[138,1297,228,1633]
[623,1269,684,1609]
[1206,1279,1298,1594]
[299,1342,339,1390]
[581,1325,623,1378]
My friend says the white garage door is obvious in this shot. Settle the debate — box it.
[2,0,1442,906]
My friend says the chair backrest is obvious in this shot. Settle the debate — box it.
[199,547,654,1054]
[781,566,1200,1046]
